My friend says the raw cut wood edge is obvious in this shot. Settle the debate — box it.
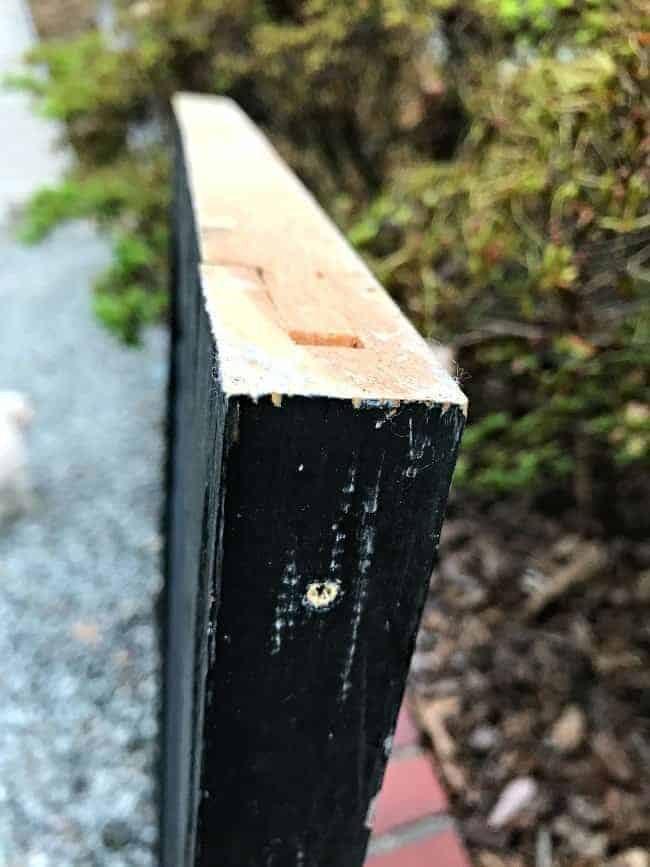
[173,92,467,413]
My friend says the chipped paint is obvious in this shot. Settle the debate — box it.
[303,580,341,610]
[362,399,401,409]
[365,792,380,829]
[374,403,402,429]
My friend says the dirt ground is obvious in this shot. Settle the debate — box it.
[411,502,650,867]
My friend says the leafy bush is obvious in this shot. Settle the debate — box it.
[12,0,650,528]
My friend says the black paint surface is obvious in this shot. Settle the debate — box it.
[162,127,465,867]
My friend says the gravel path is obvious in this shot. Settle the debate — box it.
[0,5,167,865]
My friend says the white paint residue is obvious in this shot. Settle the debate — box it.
[271,552,300,654]
[342,464,357,494]
[329,526,347,574]
[341,455,385,700]
[445,405,465,450]
[340,470,379,700]
[364,459,383,515]
[405,422,433,479]
[358,523,376,575]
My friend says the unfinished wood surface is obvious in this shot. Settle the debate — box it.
[173,93,467,410]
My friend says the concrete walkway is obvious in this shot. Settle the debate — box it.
[0,4,166,865]
[0,0,67,224]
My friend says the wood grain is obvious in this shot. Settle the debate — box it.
[173,93,467,410]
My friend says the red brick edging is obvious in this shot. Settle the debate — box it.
[365,706,471,866]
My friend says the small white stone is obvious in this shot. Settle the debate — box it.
[549,705,586,754]
[607,850,650,867]
[488,777,538,828]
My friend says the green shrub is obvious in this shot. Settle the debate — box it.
[11,0,650,526]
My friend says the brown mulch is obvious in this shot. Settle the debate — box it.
[410,503,650,867]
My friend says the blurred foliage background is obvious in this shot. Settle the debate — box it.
[11,0,650,532]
